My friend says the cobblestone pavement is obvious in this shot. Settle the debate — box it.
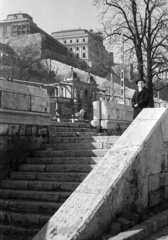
[145,225,168,240]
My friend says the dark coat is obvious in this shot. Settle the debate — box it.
[131,87,149,119]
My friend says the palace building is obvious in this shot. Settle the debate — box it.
[0,13,67,57]
[51,29,110,67]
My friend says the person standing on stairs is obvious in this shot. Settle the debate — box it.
[131,79,149,119]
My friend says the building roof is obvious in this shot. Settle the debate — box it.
[52,29,89,34]
[52,29,104,43]
[6,13,33,21]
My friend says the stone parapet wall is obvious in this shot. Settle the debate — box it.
[101,101,133,121]
[32,108,168,240]
[91,100,133,134]
[0,79,50,113]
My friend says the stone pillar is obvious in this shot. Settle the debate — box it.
[90,101,101,128]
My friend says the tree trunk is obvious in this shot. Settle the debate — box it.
[147,78,154,107]
[147,51,154,108]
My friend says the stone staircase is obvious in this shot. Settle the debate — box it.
[0,122,120,240]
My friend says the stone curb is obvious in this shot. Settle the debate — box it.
[109,209,168,240]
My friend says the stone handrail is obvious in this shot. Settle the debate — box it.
[32,108,168,240]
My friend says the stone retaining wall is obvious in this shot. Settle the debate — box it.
[0,79,51,179]
[0,122,49,179]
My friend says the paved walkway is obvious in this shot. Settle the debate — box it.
[145,225,168,240]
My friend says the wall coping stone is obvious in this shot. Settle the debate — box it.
[0,109,51,125]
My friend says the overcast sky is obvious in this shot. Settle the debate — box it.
[0,0,102,34]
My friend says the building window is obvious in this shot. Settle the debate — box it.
[80,89,84,99]
[76,39,79,43]
[60,87,64,97]
[83,53,86,58]
[70,47,73,51]
[91,91,95,100]
[64,40,66,44]
[85,89,88,99]
[83,46,85,50]
[83,38,85,42]
[76,47,79,50]
[76,53,79,58]
[70,39,72,43]
[74,88,78,98]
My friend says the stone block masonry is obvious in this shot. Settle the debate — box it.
[0,123,49,179]
[0,79,51,179]
[91,100,133,134]
[0,79,50,113]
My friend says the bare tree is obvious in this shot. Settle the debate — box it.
[93,0,168,107]
[0,45,60,83]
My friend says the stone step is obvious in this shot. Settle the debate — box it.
[0,121,115,240]
[25,156,102,165]
[0,180,79,191]
[10,171,87,182]
[0,210,50,227]
[48,127,98,133]
[0,223,39,240]
[49,131,106,137]
[0,189,71,202]
[1,199,61,214]
[18,164,95,172]
[41,142,113,150]
[48,135,119,143]
[49,121,91,128]
[32,149,108,158]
